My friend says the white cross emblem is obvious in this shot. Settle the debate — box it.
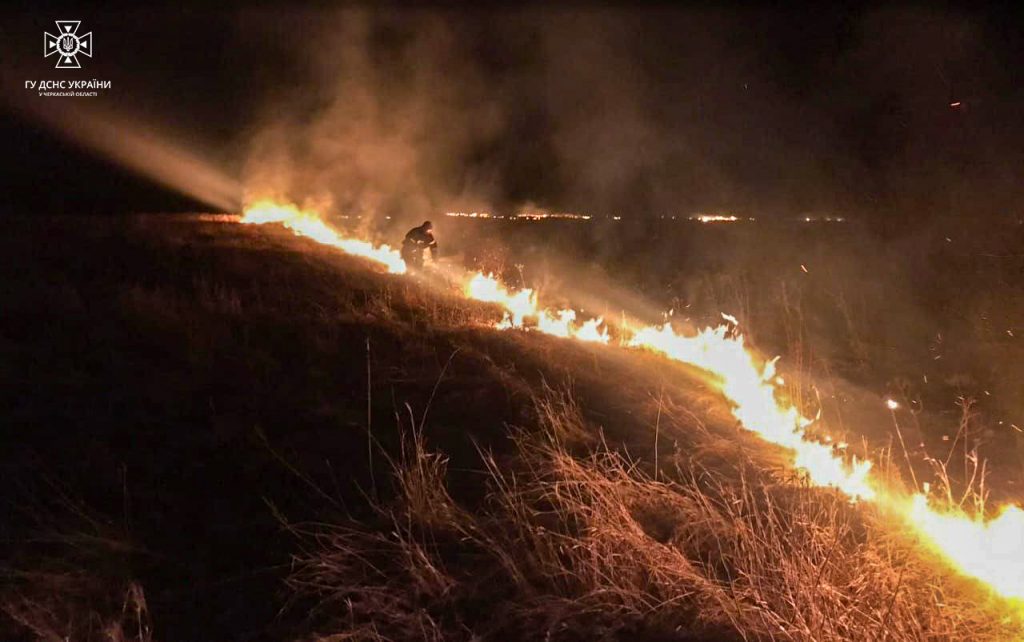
[44,20,93,69]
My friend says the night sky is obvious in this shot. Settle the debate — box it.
[2,3,1024,222]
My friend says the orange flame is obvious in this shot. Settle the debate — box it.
[464,273,537,327]
[241,200,406,274]
[628,323,876,499]
[242,199,1024,607]
[902,494,1024,599]
[462,273,609,343]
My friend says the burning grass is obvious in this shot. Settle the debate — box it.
[243,198,1024,608]
[4,213,1023,639]
[285,388,1020,641]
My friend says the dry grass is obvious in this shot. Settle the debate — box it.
[7,215,1024,639]
[1,573,149,642]
[285,387,1021,641]
[0,483,151,642]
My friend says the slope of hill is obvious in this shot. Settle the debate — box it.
[0,214,1016,641]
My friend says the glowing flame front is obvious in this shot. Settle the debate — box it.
[905,494,1024,599]
[240,199,1024,608]
[241,200,407,274]
[628,323,876,499]
[463,273,610,343]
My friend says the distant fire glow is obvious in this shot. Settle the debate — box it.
[802,215,847,223]
[446,211,496,218]
[444,212,847,224]
[243,198,1024,606]
[690,214,740,223]
[445,211,593,221]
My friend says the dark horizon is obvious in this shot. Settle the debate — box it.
[2,3,1024,224]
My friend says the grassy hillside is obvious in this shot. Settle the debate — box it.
[0,215,1017,640]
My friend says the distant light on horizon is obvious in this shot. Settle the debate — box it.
[689,213,746,223]
[445,211,592,221]
[443,211,851,224]
[801,215,846,223]
[446,211,496,218]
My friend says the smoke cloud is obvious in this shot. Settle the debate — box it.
[238,6,1024,228]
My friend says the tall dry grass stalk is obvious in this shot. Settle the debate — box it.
[0,483,152,642]
[285,388,1020,641]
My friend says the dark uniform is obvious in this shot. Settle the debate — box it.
[401,221,438,269]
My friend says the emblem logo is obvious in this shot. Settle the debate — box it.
[44,20,93,69]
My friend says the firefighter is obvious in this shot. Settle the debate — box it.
[401,220,438,269]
